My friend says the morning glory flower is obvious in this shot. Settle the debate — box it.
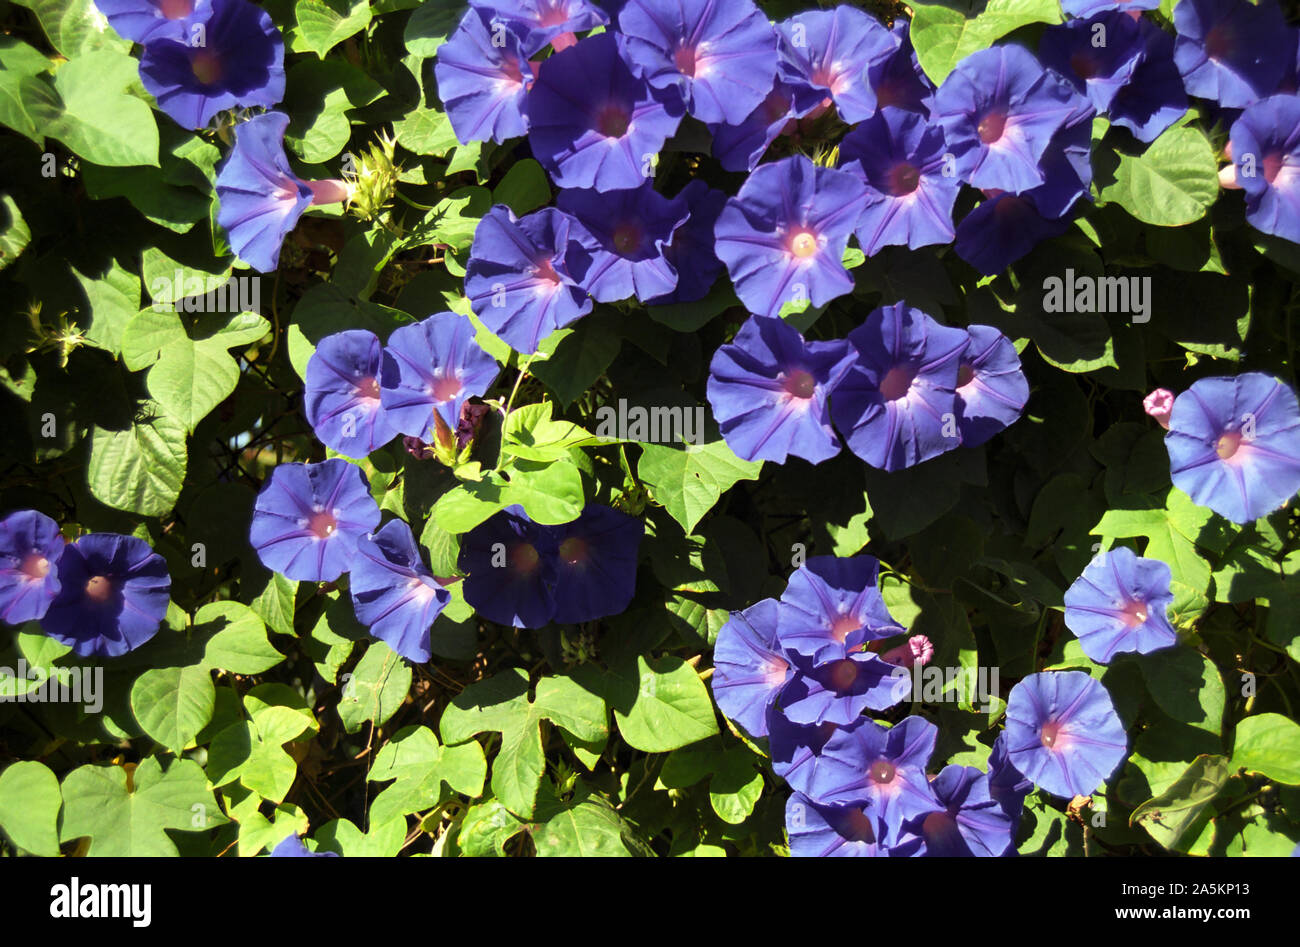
[138,0,285,130]
[380,312,502,443]
[1229,94,1300,245]
[40,534,171,658]
[458,506,560,629]
[709,80,814,172]
[1108,18,1190,143]
[557,181,687,303]
[304,330,400,459]
[526,31,683,191]
[869,21,935,115]
[1064,546,1179,664]
[1173,0,1290,110]
[435,9,534,144]
[1039,13,1147,114]
[550,504,644,624]
[0,510,65,626]
[933,44,1092,194]
[1164,372,1300,523]
[713,155,867,318]
[953,190,1071,275]
[775,6,897,123]
[617,0,778,125]
[270,834,339,857]
[710,599,794,738]
[1061,0,1158,15]
[249,459,381,583]
[830,301,970,472]
[838,107,961,256]
[471,0,609,55]
[988,731,1034,819]
[814,716,943,834]
[706,315,856,465]
[767,710,844,799]
[787,793,925,857]
[780,650,907,724]
[93,0,213,44]
[775,554,904,662]
[1003,670,1128,799]
[464,205,594,355]
[215,111,350,273]
[953,324,1029,447]
[909,764,1017,857]
[646,180,727,305]
[351,519,451,664]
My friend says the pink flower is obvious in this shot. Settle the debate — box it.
[1143,388,1175,429]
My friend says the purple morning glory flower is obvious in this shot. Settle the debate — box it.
[1003,670,1128,799]
[0,510,65,626]
[550,504,643,624]
[1173,0,1289,109]
[1064,546,1178,664]
[710,599,794,738]
[380,312,501,442]
[953,324,1029,447]
[775,554,904,662]
[351,519,451,664]
[953,190,1072,275]
[781,650,907,724]
[39,534,171,658]
[767,710,843,798]
[1062,0,1159,14]
[869,21,935,115]
[1108,18,1190,143]
[933,44,1092,194]
[557,182,687,302]
[713,155,867,318]
[813,716,943,834]
[138,0,285,131]
[839,107,961,256]
[646,180,727,305]
[458,506,560,629]
[1039,13,1146,114]
[471,0,610,55]
[705,315,856,465]
[434,9,534,145]
[909,764,1017,857]
[988,730,1034,819]
[775,6,896,123]
[93,0,212,45]
[270,834,339,857]
[1230,94,1300,245]
[830,301,969,472]
[1164,372,1300,524]
[526,31,683,191]
[249,459,381,583]
[304,330,400,459]
[708,80,813,173]
[786,792,924,857]
[464,205,594,355]
[617,0,777,125]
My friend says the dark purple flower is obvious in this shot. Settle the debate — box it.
[781,650,907,724]
[617,0,777,125]
[869,21,935,115]
[953,324,1029,447]
[813,716,943,834]
[471,0,609,55]
[1064,546,1178,664]
[40,534,170,658]
[434,9,534,144]
[909,764,1017,857]
[464,205,594,355]
[1039,13,1147,114]
[839,107,961,256]
[1026,93,1097,220]
[953,190,1072,275]
[1164,372,1300,523]
[710,599,793,738]
[775,6,896,123]
[458,506,560,628]
[526,31,683,191]
[1061,0,1158,15]
[0,510,65,626]
[646,180,727,305]
[1173,0,1289,109]
[988,731,1033,819]
[713,155,867,317]
[557,181,687,302]
[830,301,969,471]
[351,519,450,664]
[708,80,813,172]
[270,834,339,857]
[787,792,924,857]
[1230,94,1300,245]
[249,459,381,583]
[706,315,856,465]
[380,312,502,442]
[933,44,1092,194]
[304,330,399,459]
[767,710,843,798]
[550,504,643,624]
[1003,670,1128,799]
[138,0,285,130]
[776,554,903,662]
[93,0,213,44]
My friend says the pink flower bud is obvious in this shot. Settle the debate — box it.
[881,634,933,669]
[307,178,351,206]
[1143,388,1175,430]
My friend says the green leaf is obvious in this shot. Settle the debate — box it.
[392,105,459,157]
[909,0,1062,84]
[316,815,407,856]
[74,259,141,355]
[194,601,284,675]
[13,0,132,58]
[206,697,315,804]
[638,437,762,534]
[87,401,188,517]
[337,641,412,733]
[457,798,524,856]
[0,761,62,856]
[295,0,371,56]
[492,160,551,216]
[1097,126,1218,227]
[501,401,600,462]
[130,664,216,754]
[404,0,467,57]
[530,313,623,406]
[0,195,31,270]
[48,50,159,167]
[531,790,632,857]
[610,655,719,753]
[1232,713,1300,785]
[368,725,486,824]
[1131,754,1230,851]
[1134,648,1224,735]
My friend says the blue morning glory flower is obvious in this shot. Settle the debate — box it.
[953,190,1071,275]
[351,519,451,664]
[988,730,1033,819]
[775,6,896,123]
[1039,13,1147,115]
[869,21,935,115]
[813,715,943,834]
[270,834,339,857]
[775,554,903,662]
[780,650,907,724]
[93,0,213,45]
[767,710,843,800]
[787,792,925,857]
[249,459,381,583]
[472,0,609,55]
[1173,0,1290,109]
[550,504,644,624]
[909,764,1017,857]
[710,599,794,738]
[1003,670,1128,799]
[1064,546,1179,664]
[434,9,535,145]
[1109,18,1190,143]
[953,324,1029,447]
[706,315,856,465]
[304,330,400,459]
[708,80,813,172]
[0,510,65,626]
[646,179,727,305]
[1229,94,1300,245]
[1061,0,1158,15]
[458,506,560,629]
